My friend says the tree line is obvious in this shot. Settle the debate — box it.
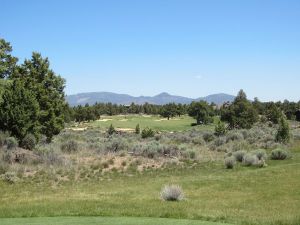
[1,37,299,147]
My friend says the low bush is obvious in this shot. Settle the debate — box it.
[253,149,267,160]
[242,153,258,166]
[161,185,184,201]
[224,156,236,169]
[20,134,36,150]
[1,172,19,184]
[202,132,215,142]
[60,140,79,153]
[270,148,288,160]
[141,127,155,139]
[5,137,18,150]
[226,131,244,143]
[0,131,9,147]
[233,150,247,162]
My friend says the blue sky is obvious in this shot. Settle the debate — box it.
[1,0,299,101]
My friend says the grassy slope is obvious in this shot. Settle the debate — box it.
[0,144,299,225]
[88,115,215,132]
[0,216,233,225]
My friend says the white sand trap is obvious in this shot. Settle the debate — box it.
[142,115,152,117]
[97,119,113,122]
[154,118,168,121]
[119,119,128,122]
[116,128,135,132]
[69,127,87,131]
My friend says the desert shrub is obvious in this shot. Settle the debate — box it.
[270,148,288,160]
[1,172,19,184]
[0,131,9,147]
[5,137,18,150]
[107,124,116,135]
[233,150,247,162]
[215,121,227,136]
[226,131,244,143]
[20,134,36,150]
[105,137,128,153]
[224,156,236,169]
[0,163,9,174]
[142,142,162,158]
[191,136,205,145]
[161,185,184,201]
[253,149,267,160]
[141,127,155,138]
[255,159,267,168]
[60,140,79,153]
[213,136,226,147]
[202,131,215,142]
[187,150,196,159]
[2,151,13,163]
[121,161,127,166]
[242,153,258,166]
[292,129,300,140]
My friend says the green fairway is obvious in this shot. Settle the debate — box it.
[87,115,214,132]
[0,216,233,225]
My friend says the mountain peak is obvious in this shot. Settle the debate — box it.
[155,92,171,97]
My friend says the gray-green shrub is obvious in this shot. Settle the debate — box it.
[224,156,236,169]
[60,140,79,153]
[161,185,184,201]
[233,150,246,162]
[253,149,267,160]
[270,148,288,160]
[242,153,258,166]
[5,137,18,150]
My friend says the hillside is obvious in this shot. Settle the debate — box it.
[66,92,235,106]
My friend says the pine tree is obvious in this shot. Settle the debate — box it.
[276,116,290,143]
[13,52,66,141]
[0,79,40,141]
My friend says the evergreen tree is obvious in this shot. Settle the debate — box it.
[221,90,258,129]
[0,38,18,79]
[0,79,40,141]
[215,120,226,136]
[276,116,290,143]
[188,101,213,125]
[13,52,66,141]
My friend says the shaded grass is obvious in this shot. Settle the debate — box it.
[0,216,233,225]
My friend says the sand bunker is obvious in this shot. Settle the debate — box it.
[97,119,113,122]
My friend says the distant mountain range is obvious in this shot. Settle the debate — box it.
[66,92,235,106]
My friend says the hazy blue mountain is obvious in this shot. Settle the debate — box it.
[67,92,235,106]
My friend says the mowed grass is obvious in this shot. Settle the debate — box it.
[88,115,215,132]
[0,144,300,225]
[0,216,232,225]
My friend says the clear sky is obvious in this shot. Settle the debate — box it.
[1,0,299,101]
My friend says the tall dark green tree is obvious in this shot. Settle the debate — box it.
[221,90,258,129]
[188,101,213,125]
[0,79,40,141]
[0,38,18,79]
[160,103,177,120]
[13,52,66,141]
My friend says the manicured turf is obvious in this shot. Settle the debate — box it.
[0,144,300,225]
[88,115,215,132]
[0,216,233,225]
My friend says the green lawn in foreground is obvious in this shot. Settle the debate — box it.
[0,144,299,225]
[88,115,215,132]
[0,216,233,225]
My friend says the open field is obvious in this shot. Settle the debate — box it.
[0,142,299,225]
[76,115,215,132]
